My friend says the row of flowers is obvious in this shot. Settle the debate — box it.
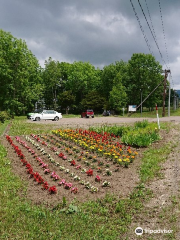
[14,136,79,193]
[51,129,138,167]
[15,135,110,192]
[30,133,113,176]
[5,135,58,194]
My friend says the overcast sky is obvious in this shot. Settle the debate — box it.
[1,0,180,89]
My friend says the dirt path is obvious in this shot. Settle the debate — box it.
[123,124,180,239]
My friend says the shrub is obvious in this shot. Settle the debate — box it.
[121,126,161,147]
[0,111,11,123]
[134,120,149,129]
[89,121,161,147]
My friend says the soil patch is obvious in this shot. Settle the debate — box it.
[1,123,170,207]
[2,134,142,206]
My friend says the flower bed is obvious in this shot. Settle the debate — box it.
[4,128,140,202]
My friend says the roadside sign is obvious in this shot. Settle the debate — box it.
[128,105,137,112]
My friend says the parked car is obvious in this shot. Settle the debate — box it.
[29,110,62,121]
[102,110,111,116]
[81,109,94,118]
[27,109,43,119]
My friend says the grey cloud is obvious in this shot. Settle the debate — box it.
[0,0,180,88]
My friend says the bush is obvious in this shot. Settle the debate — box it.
[0,111,11,123]
[89,121,161,147]
[134,120,149,129]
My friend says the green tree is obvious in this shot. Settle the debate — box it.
[109,73,127,112]
[57,90,76,114]
[0,29,43,115]
[126,53,164,109]
[80,90,106,112]
[101,61,128,100]
[65,61,101,110]
[43,57,63,109]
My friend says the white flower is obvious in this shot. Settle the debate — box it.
[102,181,110,187]
[91,186,98,192]
[59,166,65,171]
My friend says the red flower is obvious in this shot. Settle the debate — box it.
[49,186,57,194]
[33,172,44,184]
[76,165,81,169]
[71,160,76,166]
[62,155,67,160]
[26,163,32,169]
[27,168,33,175]
[44,168,50,174]
[95,175,101,182]
[42,181,49,190]
[58,152,64,158]
[64,182,73,189]
[19,153,25,159]
[71,187,78,194]
[21,159,28,165]
[86,169,93,176]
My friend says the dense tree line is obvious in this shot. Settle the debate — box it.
[0,29,176,116]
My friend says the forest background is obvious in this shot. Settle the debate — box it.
[0,29,178,117]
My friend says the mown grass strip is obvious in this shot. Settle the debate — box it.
[140,143,171,183]
[9,120,55,136]
[0,121,10,136]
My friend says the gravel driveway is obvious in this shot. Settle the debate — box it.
[27,116,180,128]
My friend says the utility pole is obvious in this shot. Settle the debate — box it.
[168,80,171,117]
[162,69,171,117]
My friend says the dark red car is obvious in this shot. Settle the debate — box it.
[81,109,94,118]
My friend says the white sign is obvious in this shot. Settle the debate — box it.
[128,105,137,112]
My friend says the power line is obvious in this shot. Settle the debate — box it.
[138,0,168,68]
[129,0,154,56]
[158,0,170,68]
[130,0,174,88]
[144,0,158,50]
[158,0,174,88]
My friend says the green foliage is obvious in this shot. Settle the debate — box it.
[43,57,63,109]
[0,29,43,115]
[0,111,11,123]
[90,124,130,137]
[121,127,161,147]
[8,120,54,135]
[1,30,166,115]
[140,143,171,183]
[134,119,149,128]
[109,74,127,112]
[80,90,106,112]
[57,90,76,113]
[101,61,128,100]
[126,53,164,107]
[90,120,160,147]
[65,61,101,108]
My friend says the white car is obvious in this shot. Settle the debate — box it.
[29,110,62,121]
